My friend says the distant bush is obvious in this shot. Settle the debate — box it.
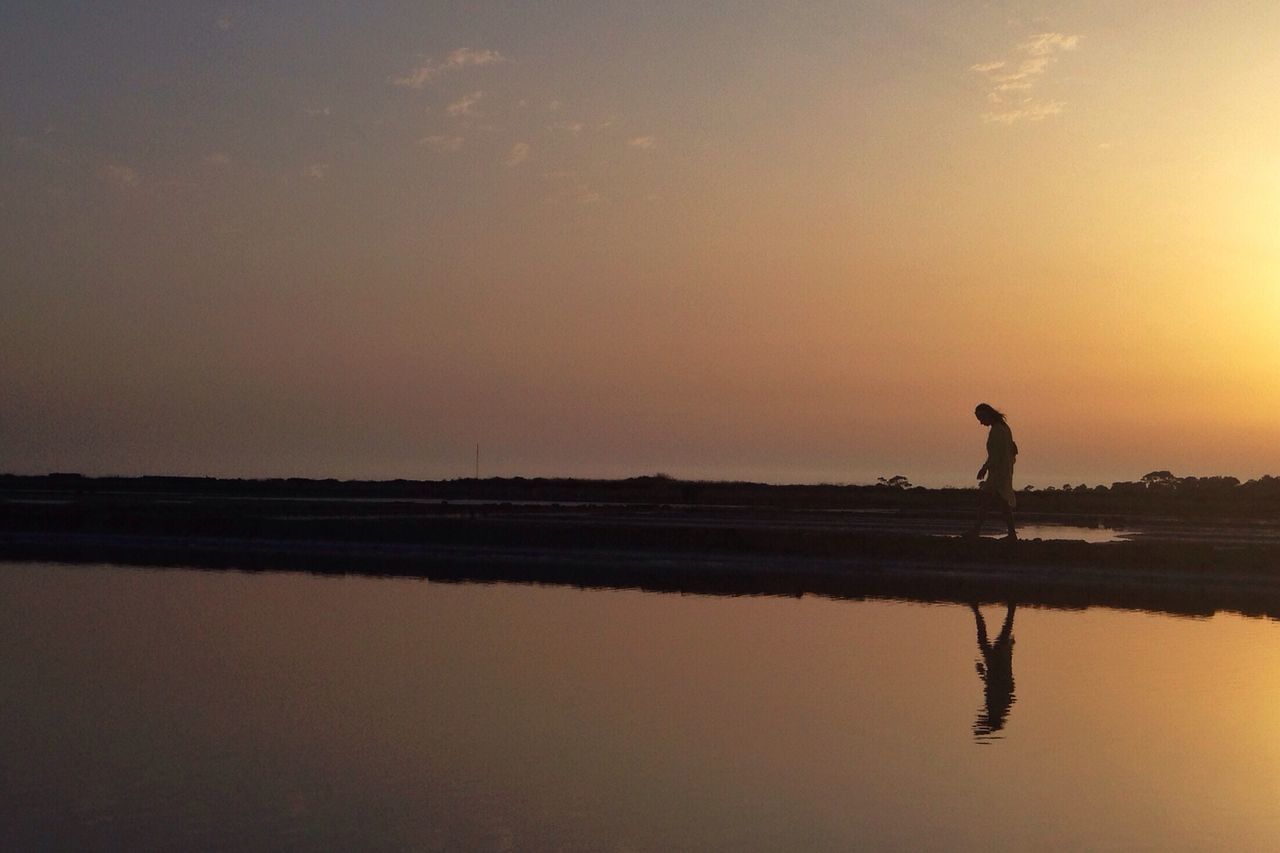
[876,475,913,489]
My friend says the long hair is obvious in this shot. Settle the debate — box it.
[975,403,1006,423]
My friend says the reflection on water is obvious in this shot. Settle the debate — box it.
[966,524,1134,543]
[5,562,1280,850]
[971,604,1016,742]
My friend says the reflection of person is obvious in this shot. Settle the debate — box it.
[971,603,1016,740]
[970,403,1018,540]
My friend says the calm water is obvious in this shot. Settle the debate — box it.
[966,523,1135,543]
[4,562,1280,851]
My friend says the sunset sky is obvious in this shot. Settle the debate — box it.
[3,1,1277,486]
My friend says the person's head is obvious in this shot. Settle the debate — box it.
[974,403,1005,426]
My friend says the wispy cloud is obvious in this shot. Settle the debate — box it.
[503,142,530,167]
[1020,33,1079,56]
[214,9,236,31]
[102,163,140,187]
[203,152,232,167]
[419,135,464,152]
[971,32,1080,124]
[446,91,483,117]
[627,135,656,149]
[301,106,332,118]
[983,100,1064,125]
[390,48,506,89]
[304,162,330,180]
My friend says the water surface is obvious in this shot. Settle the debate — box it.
[995,523,1134,542]
[3,562,1279,850]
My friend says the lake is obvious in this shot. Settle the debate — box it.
[3,561,1279,850]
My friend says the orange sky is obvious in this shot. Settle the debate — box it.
[1,2,1277,485]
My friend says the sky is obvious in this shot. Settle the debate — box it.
[2,1,1277,487]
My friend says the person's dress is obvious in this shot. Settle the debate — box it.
[982,421,1017,508]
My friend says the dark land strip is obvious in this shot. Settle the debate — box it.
[4,475,1280,619]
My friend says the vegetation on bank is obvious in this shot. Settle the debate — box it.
[3,470,1280,519]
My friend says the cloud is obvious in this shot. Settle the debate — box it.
[390,47,506,89]
[1020,33,1079,56]
[983,100,1065,124]
[302,106,332,117]
[993,79,1034,93]
[304,162,330,179]
[419,135,464,152]
[503,142,530,167]
[971,32,1080,124]
[446,91,483,117]
[551,121,585,135]
[102,164,140,187]
[627,135,656,149]
[214,9,236,31]
[203,152,232,166]
[996,56,1051,83]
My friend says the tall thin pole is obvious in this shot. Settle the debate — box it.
[475,444,480,480]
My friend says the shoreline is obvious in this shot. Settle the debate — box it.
[5,521,1280,622]
[5,476,1280,619]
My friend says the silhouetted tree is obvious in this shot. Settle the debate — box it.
[876,475,913,489]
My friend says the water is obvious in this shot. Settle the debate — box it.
[3,561,1280,850]
[992,523,1134,543]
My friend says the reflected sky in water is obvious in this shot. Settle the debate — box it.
[3,562,1280,850]
[957,524,1134,543]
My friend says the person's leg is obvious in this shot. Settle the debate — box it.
[971,488,990,535]
[999,498,1015,539]
[997,604,1015,641]
[971,604,990,649]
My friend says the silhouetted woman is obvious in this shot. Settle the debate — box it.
[971,603,1016,741]
[971,403,1017,540]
